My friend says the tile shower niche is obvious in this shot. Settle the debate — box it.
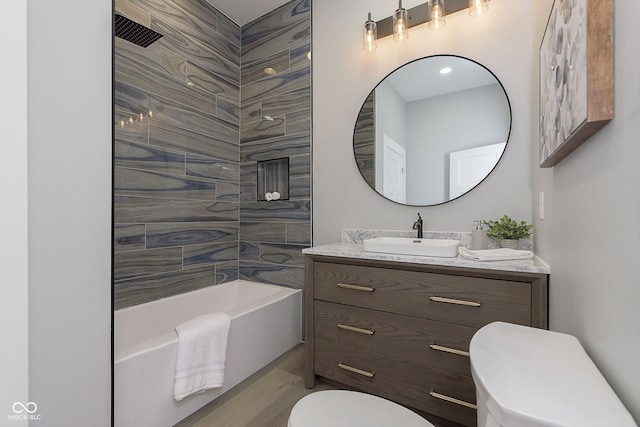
[257,158,290,201]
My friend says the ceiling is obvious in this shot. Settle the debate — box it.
[386,56,499,102]
[206,0,293,26]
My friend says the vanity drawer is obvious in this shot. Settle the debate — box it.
[314,261,532,328]
[315,301,475,376]
[315,339,477,427]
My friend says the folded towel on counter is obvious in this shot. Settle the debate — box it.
[173,312,231,401]
[459,247,534,262]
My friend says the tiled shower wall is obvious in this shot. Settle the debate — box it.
[238,0,311,287]
[114,0,311,309]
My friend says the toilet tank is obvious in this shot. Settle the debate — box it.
[469,322,637,427]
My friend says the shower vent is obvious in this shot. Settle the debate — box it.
[115,14,163,48]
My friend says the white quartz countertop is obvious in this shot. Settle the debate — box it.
[302,242,550,275]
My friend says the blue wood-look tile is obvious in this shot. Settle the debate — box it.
[239,222,286,243]
[241,115,285,143]
[146,222,238,249]
[239,241,260,262]
[215,261,239,284]
[285,109,310,135]
[242,18,310,66]
[115,167,217,201]
[259,242,306,266]
[217,11,241,46]
[289,154,310,176]
[239,262,304,289]
[116,51,217,118]
[114,265,216,309]
[242,49,290,86]
[149,121,238,161]
[114,224,146,252]
[186,155,239,182]
[240,181,258,202]
[240,99,262,123]
[115,139,186,175]
[290,42,311,69]
[115,37,186,83]
[114,247,183,281]
[240,132,310,163]
[216,181,240,202]
[152,15,240,68]
[240,200,310,222]
[115,196,238,223]
[242,0,310,46]
[217,96,240,125]
[130,0,221,44]
[262,87,310,118]
[286,222,311,245]
[289,176,310,199]
[241,64,310,105]
[184,241,238,268]
[185,58,240,100]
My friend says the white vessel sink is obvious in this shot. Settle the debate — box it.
[363,237,460,258]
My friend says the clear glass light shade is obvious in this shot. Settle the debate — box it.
[363,13,377,51]
[469,0,489,16]
[428,0,446,30]
[393,1,409,41]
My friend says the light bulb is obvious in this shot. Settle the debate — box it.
[393,1,409,42]
[469,0,489,17]
[429,0,446,30]
[363,12,377,52]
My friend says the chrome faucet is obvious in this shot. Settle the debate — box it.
[412,213,423,239]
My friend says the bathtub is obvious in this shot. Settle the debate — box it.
[115,280,302,427]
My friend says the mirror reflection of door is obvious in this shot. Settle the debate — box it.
[449,142,506,199]
[381,135,406,204]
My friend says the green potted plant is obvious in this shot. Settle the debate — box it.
[483,215,533,249]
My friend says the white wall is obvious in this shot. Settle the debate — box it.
[313,0,533,245]
[374,81,406,192]
[27,0,112,425]
[532,0,640,422]
[1,1,29,423]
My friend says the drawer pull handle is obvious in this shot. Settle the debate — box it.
[337,283,375,292]
[430,391,477,409]
[429,344,470,357]
[338,323,375,335]
[429,296,480,307]
[338,363,375,378]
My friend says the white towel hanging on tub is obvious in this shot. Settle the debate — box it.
[173,312,231,401]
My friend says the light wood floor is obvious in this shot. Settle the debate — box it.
[174,344,453,427]
[174,344,334,427]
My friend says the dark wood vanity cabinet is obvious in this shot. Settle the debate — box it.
[304,255,548,427]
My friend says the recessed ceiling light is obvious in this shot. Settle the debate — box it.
[440,67,452,74]
[264,67,277,75]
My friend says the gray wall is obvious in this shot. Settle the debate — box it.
[27,0,112,425]
[313,0,534,245]
[532,0,640,422]
[239,0,311,288]
[313,0,639,421]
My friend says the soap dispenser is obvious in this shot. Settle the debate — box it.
[471,220,488,250]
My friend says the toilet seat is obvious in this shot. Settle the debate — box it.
[288,390,434,427]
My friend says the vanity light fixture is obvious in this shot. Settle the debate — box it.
[469,0,489,16]
[428,0,446,30]
[393,1,409,41]
[363,12,378,51]
[363,0,490,51]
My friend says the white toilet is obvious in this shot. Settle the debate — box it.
[470,321,637,427]
[288,390,433,427]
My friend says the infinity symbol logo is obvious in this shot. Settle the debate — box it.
[12,401,38,414]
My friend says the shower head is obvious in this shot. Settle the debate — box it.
[115,14,163,48]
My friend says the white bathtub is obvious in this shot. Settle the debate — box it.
[115,280,302,427]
